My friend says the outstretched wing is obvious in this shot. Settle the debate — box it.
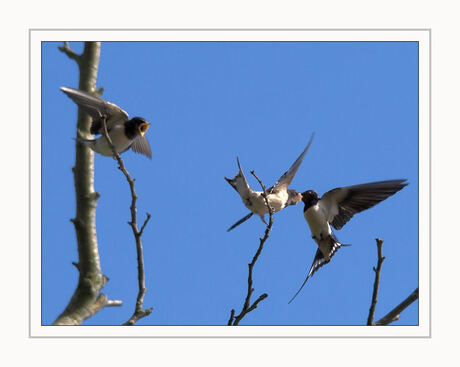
[319,179,408,230]
[60,86,129,133]
[271,133,314,193]
[131,135,152,159]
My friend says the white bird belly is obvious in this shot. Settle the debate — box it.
[241,192,266,215]
[266,190,289,212]
[94,125,132,156]
[304,205,331,242]
[243,190,288,215]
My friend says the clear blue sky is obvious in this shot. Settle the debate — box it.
[42,41,418,326]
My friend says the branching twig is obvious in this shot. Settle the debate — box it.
[58,42,81,65]
[99,116,153,325]
[375,288,419,325]
[54,292,123,326]
[228,171,274,326]
[367,238,385,325]
[367,238,419,325]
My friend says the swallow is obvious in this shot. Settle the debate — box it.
[60,86,152,158]
[288,179,408,304]
[225,133,314,231]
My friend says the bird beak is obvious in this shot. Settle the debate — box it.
[296,192,302,203]
[139,122,150,136]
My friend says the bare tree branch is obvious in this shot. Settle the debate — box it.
[99,116,153,326]
[54,42,110,325]
[375,288,419,326]
[367,238,385,325]
[54,292,123,326]
[227,309,235,325]
[86,294,122,316]
[58,42,81,65]
[228,171,273,326]
[54,42,152,325]
[367,238,419,326]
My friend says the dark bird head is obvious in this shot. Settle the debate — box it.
[130,117,150,136]
[301,190,319,209]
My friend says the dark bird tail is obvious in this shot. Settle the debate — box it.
[226,212,254,232]
[288,233,349,304]
[224,176,238,192]
[224,157,249,194]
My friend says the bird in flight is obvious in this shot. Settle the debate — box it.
[225,133,314,231]
[61,86,152,158]
[288,179,408,304]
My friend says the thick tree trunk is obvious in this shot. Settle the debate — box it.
[54,42,107,325]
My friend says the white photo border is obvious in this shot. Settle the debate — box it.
[30,29,430,338]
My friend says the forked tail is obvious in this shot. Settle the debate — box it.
[288,234,350,304]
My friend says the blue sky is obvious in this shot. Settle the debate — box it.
[42,41,418,326]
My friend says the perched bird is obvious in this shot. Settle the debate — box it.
[60,86,152,158]
[225,134,314,231]
[288,179,408,304]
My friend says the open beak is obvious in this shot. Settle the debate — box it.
[297,192,303,203]
[139,122,150,136]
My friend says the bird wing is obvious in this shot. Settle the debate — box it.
[225,157,253,198]
[226,212,254,232]
[60,86,129,131]
[131,135,152,159]
[319,179,408,230]
[271,133,314,193]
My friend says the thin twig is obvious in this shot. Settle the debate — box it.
[227,309,236,325]
[89,294,122,313]
[99,116,153,325]
[106,299,124,307]
[139,213,152,237]
[367,238,385,325]
[58,42,81,65]
[375,288,419,325]
[228,171,273,326]
[366,239,419,326]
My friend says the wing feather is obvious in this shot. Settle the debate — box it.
[319,179,408,230]
[130,135,152,159]
[60,87,129,132]
[271,133,314,193]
